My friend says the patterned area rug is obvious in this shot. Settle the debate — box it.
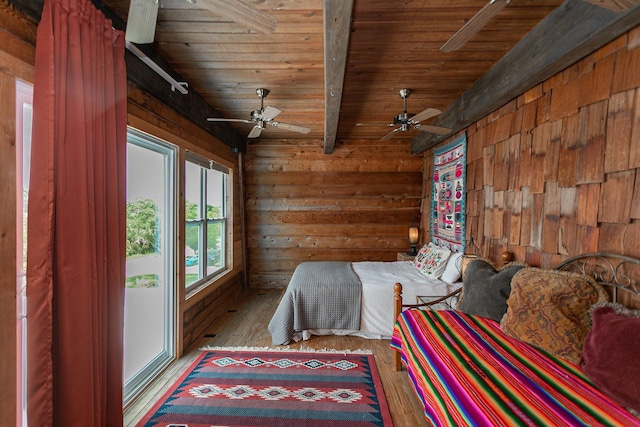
[136,347,394,427]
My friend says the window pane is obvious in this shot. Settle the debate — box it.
[206,168,224,220]
[125,143,167,373]
[207,221,223,275]
[124,132,176,404]
[16,80,33,427]
[185,222,202,287]
[185,154,229,291]
[185,162,202,221]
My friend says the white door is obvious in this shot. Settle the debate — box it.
[123,129,176,404]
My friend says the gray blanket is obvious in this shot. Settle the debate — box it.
[268,261,362,345]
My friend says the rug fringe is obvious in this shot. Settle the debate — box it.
[198,345,373,355]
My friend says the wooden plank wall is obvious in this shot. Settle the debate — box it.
[244,139,424,288]
[422,26,640,270]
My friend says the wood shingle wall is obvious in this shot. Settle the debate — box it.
[244,139,424,288]
[423,27,640,268]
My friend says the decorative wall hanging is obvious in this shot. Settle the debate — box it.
[431,132,467,253]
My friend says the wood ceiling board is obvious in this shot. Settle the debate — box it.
[153,32,324,43]
[15,0,574,148]
[412,0,640,153]
[158,42,324,55]
[155,17,323,34]
[334,0,563,144]
[7,0,250,150]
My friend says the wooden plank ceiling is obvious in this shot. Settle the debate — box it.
[100,0,584,152]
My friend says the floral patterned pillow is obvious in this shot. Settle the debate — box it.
[413,243,451,279]
[500,268,608,364]
[412,244,430,268]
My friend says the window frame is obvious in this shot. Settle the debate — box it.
[184,151,230,294]
[123,127,177,405]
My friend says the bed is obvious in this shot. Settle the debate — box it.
[268,245,463,345]
[391,253,640,426]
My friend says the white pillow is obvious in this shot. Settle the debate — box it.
[413,243,451,279]
[440,252,463,284]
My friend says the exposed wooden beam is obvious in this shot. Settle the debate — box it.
[582,0,640,12]
[412,0,640,154]
[7,0,246,152]
[323,0,354,154]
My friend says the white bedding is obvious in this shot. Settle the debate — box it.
[294,260,462,341]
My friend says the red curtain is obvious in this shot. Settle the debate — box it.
[26,0,127,423]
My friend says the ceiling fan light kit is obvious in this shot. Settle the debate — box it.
[356,89,451,141]
[207,88,311,138]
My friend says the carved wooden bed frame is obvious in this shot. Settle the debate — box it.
[393,252,640,371]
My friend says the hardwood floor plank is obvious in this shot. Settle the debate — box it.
[124,288,429,426]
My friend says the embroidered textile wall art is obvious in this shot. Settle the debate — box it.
[431,133,467,253]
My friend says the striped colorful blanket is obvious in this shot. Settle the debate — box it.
[391,309,640,427]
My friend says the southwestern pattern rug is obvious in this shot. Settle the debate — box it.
[136,347,394,427]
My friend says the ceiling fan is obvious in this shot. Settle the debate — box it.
[441,0,640,52]
[125,0,277,44]
[356,89,452,141]
[207,88,311,139]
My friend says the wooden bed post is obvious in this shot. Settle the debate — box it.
[393,282,403,371]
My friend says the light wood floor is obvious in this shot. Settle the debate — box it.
[124,288,429,426]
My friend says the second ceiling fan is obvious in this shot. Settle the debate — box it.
[356,89,452,141]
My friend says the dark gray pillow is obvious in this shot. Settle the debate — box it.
[458,259,526,322]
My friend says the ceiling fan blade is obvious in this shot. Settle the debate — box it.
[198,0,277,34]
[355,123,394,127]
[248,125,263,138]
[418,124,453,135]
[207,117,252,124]
[125,0,159,44]
[272,122,311,134]
[410,107,443,124]
[262,106,282,121]
[381,128,401,141]
[440,0,510,52]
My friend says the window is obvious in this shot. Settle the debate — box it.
[185,152,229,290]
[123,128,176,404]
[16,79,33,427]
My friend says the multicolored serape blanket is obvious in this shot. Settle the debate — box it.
[391,309,640,427]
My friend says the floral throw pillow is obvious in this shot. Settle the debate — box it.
[413,243,451,279]
[412,244,430,269]
[500,268,608,364]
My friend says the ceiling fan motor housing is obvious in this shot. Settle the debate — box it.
[251,109,265,123]
[394,112,414,130]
